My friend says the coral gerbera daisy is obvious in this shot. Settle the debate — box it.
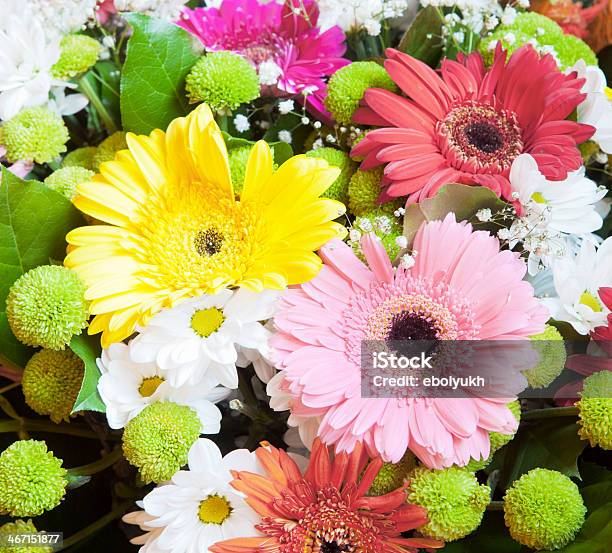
[351,45,594,204]
[65,103,346,347]
[210,439,443,553]
[270,214,549,468]
[178,0,349,116]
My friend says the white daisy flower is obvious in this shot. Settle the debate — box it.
[97,342,229,431]
[0,7,61,121]
[570,61,612,154]
[541,237,612,334]
[135,439,263,553]
[130,289,280,389]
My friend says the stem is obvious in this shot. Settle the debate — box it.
[0,382,20,394]
[487,500,504,511]
[0,419,121,440]
[58,501,131,551]
[522,406,579,421]
[78,76,118,133]
[67,447,123,478]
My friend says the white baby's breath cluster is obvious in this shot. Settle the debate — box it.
[113,0,189,21]
[24,0,98,36]
[318,0,417,36]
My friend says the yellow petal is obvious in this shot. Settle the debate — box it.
[241,140,274,203]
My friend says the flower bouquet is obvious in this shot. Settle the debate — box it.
[0,0,610,552]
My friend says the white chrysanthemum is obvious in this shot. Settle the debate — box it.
[542,238,612,334]
[267,371,321,450]
[317,0,417,32]
[97,342,228,431]
[113,0,189,21]
[48,87,88,117]
[570,61,612,154]
[508,154,607,274]
[130,289,280,389]
[135,439,262,553]
[0,6,61,121]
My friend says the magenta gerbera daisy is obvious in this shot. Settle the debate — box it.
[178,0,349,116]
[351,45,594,204]
[270,214,549,468]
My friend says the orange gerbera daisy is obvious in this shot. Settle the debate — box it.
[210,439,443,553]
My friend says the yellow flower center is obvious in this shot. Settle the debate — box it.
[131,179,265,294]
[191,307,225,337]
[198,494,232,524]
[531,192,547,204]
[579,291,602,312]
[138,376,164,397]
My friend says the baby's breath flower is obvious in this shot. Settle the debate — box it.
[233,114,250,133]
[278,130,292,144]
[278,99,294,114]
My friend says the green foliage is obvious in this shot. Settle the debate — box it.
[397,7,444,67]
[70,332,105,413]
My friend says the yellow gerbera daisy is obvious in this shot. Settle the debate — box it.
[65,104,346,346]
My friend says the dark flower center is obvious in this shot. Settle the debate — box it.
[464,122,503,153]
[320,540,351,553]
[387,311,439,342]
[194,228,224,256]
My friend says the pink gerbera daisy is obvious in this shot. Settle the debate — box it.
[351,45,594,204]
[178,0,349,118]
[270,214,549,468]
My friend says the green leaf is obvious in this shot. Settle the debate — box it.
[223,132,294,166]
[263,113,311,155]
[0,168,86,369]
[403,183,509,247]
[397,7,444,67]
[70,332,105,413]
[120,13,201,134]
[499,419,586,490]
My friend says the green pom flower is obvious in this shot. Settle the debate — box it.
[6,265,88,350]
[44,166,94,200]
[525,325,566,389]
[479,13,597,69]
[186,52,259,112]
[504,468,586,550]
[348,168,402,217]
[325,61,396,124]
[577,370,612,450]
[0,440,67,517]
[0,520,52,553]
[369,451,416,496]
[62,146,97,171]
[51,34,101,79]
[305,147,356,205]
[92,131,127,169]
[350,213,403,261]
[407,467,490,541]
[0,107,68,164]
[228,146,251,195]
[22,349,84,423]
[466,400,521,471]
[122,401,201,483]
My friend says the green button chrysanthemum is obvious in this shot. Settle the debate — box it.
[186,51,260,112]
[0,107,69,164]
[577,370,612,450]
[92,131,127,170]
[228,146,252,195]
[7,265,89,350]
[407,467,490,541]
[51,34,101,80]
[122,401,201,483]
[504,468,586,550]
[325,61,396,124]
[0,440,67,517]
[22,349,84,424]
[306,147,357,205]
[348,168,402,217]
[369,451,416,496]
[0,520,52,553]
[62,146,98,171]
[479,13,597,69]
[44,166,95,201]
[525,325,566,389]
